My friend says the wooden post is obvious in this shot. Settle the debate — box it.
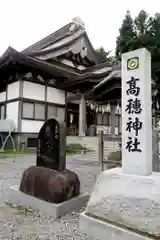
[152,129,159,172]
[98,131,104,171]
[65,92,68,137]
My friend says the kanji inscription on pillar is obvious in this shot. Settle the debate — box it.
[125,77,142,153]
[122,48,152,176]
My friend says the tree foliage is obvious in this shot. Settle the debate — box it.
[116,10,160,80]
[95,47,115,64]
[95,47,110,62]
[116,10,135,58]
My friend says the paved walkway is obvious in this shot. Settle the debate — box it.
[0,154,102,239]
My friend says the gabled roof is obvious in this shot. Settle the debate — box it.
[0,47,78,79]
[86,64,121,102]
[22,23,74,54]
[0,47,113,92]
[0,17,121,96]
[22,17,98,65]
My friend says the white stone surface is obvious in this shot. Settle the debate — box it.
[7,185,90,219]
[121,48,152,176]
[6,101,19,131]
[79,212,152,240]
[84,168,160,238]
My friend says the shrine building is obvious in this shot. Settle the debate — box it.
[0,17,122,150]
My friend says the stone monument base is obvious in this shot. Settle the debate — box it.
[79,168,160,239]
[79,212,151,240]
[7,185,90,219]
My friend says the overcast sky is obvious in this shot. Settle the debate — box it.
[0,0,159,56]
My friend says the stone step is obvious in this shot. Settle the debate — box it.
[67,137,120,154]
[85,149,119,156]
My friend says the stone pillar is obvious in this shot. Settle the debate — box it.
[110,105,115,135]
[122,48,152,176]
[79,93,86,136]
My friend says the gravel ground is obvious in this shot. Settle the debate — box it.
[0,154,102,240]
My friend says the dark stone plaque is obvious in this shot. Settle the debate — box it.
[36,118,66,171]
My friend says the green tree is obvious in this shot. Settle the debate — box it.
[116,10,160,78]
[95,47,116,64]
[134,10,150,35]
[116,10,160,110]
[116,10,135,58]
[95,47,110,63]
[115,10,155,56]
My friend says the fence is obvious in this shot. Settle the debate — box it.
[98,131,121,171]
[98,130,160,172]
[152,129,160,172]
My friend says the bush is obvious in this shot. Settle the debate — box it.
[108,150,122,162]
[66,143,86,154]
[66,143,84,150]
[107,150,122,169]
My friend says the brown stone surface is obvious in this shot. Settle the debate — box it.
[19,166,80,204]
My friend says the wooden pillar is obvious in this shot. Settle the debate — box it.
[65,92,68,136]
[79,93,86,136]
[110,105,116,135]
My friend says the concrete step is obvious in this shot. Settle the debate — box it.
[85,149,119,156]
[67,136,120,155]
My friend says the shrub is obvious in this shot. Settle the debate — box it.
[66,143,87,154]
[107,150,122,169]
[108,150,122,162]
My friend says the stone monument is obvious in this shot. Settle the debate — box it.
[36,118,66,171]
[79,48,160,239]
[7,118,89,218]
[20,117,80,203]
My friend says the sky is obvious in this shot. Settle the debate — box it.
[0,0,159,56]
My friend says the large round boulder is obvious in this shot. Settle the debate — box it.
[19,166,80,204]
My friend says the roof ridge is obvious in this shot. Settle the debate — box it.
[22,22,73,54]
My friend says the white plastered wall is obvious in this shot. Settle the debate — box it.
[6,101,19,131]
